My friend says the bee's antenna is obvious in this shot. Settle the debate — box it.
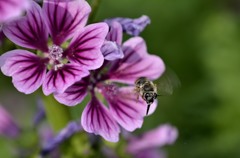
[146,104,151,115]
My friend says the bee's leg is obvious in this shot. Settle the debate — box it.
[134,88,140,102]
[137,93,140,100]
[136,94,140,103]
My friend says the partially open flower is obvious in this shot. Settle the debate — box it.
[0,105,20,138]
[40,121,81,156]
[105,15,151,36]
[127,124,178,158]
[101,21,124,61]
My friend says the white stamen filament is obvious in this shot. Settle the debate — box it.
[54,63,64,71]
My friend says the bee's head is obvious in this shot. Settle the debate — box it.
[143,92,157,104]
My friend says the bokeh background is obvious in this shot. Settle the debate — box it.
[1,0,240,157]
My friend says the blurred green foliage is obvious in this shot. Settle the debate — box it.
[1,0,240,157]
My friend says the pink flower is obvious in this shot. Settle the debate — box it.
[127,124,178,158]
[0,0,108,95]
[54,22,165,142]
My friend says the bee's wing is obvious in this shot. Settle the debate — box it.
[156,68,181,96]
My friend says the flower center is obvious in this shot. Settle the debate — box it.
[48,44,63,61]
[97,82,119,99]
[47,45,66,71]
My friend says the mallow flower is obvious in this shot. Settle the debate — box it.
[54,21,165,142]
[126,124,178,158]
[0,0,29,23]
[0,0,108,95]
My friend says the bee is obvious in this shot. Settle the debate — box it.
[134,69,180,115]
[134,77,159,115]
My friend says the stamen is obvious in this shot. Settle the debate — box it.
[99,83,118,98]
[54,63,64,71]
[48,44,63,61]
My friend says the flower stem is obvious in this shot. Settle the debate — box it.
[42,95,93,158]
[88,0,102,23]
[42,95,71,133]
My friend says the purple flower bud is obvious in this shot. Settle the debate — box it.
[101,41,124,61]
[40,121,81,156]
[101,146,118,158]
[33,98,46,126]
[0,105,20,138]
[105,15,151,36]
[127,124,178,154]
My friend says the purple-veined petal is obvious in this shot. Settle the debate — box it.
[81,95,120,142]
[101,41,124,61]
[65,23,108,70]
[42,64,89,95]
[108,37,165,84]
[102,86,146,131]
[43,0,91,45]
[106,21,122,45]
[105,15,150,36]
[0,0,29,23]
[3,1,48,51]
[0,50,47,94]
[54,79,88,106]
[127,124,178,153]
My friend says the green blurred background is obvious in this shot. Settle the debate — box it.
[1,0,240,157]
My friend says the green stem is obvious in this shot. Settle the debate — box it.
[42,95,71,133]
[42,95,93,157]
[88,0,102,23]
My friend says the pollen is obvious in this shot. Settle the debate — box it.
[48,44,63,61]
